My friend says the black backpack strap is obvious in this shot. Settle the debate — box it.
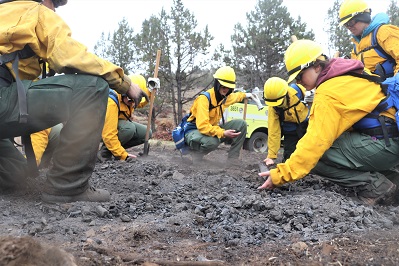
[21,135,39,178]
[0,45,36,123]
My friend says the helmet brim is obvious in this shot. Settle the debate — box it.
[339,17,352,26]
[265,98,284,107]
[218,80,235,89]
[287,69,300,84]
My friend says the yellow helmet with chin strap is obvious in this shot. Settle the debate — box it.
[284,39,324,83]
[213,66,236,89]
[263,77,289,107]
[339,0,370,26]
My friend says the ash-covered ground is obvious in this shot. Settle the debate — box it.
[1,141,399,265]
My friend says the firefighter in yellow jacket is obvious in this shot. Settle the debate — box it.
[263,78,309,165]
[0,0,147,203]
[98,74,158,162]
[339,0,399,79]
[259,39,399,206]
[185,66,254,165]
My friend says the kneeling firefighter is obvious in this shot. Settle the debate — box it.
[98,74,160,162]
[0,0,147,203]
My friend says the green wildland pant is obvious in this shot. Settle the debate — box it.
[117,120,151,148]
[311,131,399,198]
[0,74,108,195]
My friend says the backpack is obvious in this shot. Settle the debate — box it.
[172,91,222,155]
[353,24,396,79]
[274,83,307,132]
[345,71,399,146]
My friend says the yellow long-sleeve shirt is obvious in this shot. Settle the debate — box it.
[0,1,130,94]
[188,89,246,139]
[267,85,309,159]
[101,89,151,160]
[270,69,395,186]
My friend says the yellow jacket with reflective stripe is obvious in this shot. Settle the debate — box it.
[188,89,246,138]
[267,86,308,159]
[0,1,130,94]
[101,89,151,160]
[270,74,395,186]
[350,24,399,75]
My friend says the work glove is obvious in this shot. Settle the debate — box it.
[147,78,160,92]
[126,83,149,109]
[245,93,264,111]
[304,90,314,103]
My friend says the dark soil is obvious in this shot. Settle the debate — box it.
[2,141,399,266]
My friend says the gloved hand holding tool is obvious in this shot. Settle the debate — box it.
[126,82,149,109]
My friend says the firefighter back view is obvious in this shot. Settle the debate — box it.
[0,0,147,203]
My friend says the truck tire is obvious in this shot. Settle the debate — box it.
[245,132,268,153]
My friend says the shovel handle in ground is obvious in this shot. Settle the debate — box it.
[143,49,161,156]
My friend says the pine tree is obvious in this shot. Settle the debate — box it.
[387,0,399,26]
[216,0,315,89]
[325,0,352,58]
[93,18,137,74]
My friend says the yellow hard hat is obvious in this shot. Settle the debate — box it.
[284,39,323,83]
[339,0,370,26]
[128,74,147,91]
[263,77,288,107]
[213,66,236,89]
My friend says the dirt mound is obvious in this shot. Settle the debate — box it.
[1,141,399,265]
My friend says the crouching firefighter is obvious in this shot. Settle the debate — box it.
[98,74,158,162]
[263,77,310,166]
[0,0,148,203]
[259,39,399,206]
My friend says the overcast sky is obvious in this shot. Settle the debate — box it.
[57,0,391,57]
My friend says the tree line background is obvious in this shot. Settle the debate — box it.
[93,0,399,129]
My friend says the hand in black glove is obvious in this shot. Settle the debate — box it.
[126,83,149,108]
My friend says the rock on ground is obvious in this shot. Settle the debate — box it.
[1,141,399,265]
